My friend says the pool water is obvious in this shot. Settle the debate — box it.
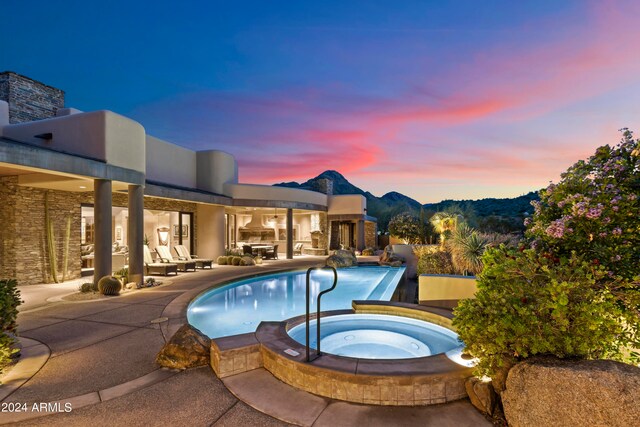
[288,314,462,359]
[188,266,406,339]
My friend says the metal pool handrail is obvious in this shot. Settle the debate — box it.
[305,266,338,362]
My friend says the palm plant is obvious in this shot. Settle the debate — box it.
[430,210,464,247]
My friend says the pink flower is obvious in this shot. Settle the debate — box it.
[585,204,604,219]
[612,227,622,235]
[545,216,572,238]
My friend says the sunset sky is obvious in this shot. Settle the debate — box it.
[2,0,639,203]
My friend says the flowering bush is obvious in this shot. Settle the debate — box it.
[455,130,640,382]
[453,247,633,380]
[527,129,639,282]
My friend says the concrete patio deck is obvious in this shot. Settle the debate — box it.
[1,257,489,426]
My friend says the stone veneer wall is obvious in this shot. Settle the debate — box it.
[317,212,328,251]
[0,177,82,285]
[0,72,65,123]
[365,221,377,248]
[0,176,200,285]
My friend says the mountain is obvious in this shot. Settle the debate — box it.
[274,170,538,233]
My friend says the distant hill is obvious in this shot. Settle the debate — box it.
[274,170,539,233]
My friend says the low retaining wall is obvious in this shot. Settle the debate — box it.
[418,274,477,309]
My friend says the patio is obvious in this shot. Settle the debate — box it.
[1,258,488,426]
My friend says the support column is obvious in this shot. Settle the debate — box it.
[197,204,226,259]
[127,184,144,286]
[286,208,293,259]
[94,179,112,284]
[356,219,365,252]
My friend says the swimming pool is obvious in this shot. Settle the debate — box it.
[287,314,462,359]
[188,266,405,339]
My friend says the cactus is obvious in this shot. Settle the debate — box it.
[44,192,59,283]
[240,256,256,266]
[98,276,122,296]
[61,216,71,282]
[231,256,242,266]
[217,256,228,265]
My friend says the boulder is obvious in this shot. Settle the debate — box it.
[465,377,497,416]
[502,357,640,427]
[156,324,211,370]
[240,256,256,266]
[325,250,357,268]
[379,245,405,267]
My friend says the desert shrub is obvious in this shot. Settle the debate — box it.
[79,282,98,293]
[0,279,22,375]
[114,267,128,284]
[217,256,228,265]
[415,246,456,275]
[447,224,487,275]
[97,276,122,296]
[454,247,636,380]
[362,247,375,256]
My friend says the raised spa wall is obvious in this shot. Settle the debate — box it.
[210,301,472,406]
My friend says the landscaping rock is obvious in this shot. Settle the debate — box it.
[325,249,357,268]
[465,377,497,416]
[241,256,256,266]
[156,324,211,370]
[502,357,640,427]
[379,245,405,266]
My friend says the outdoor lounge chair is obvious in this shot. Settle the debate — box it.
[143,245,178,276]
[264,244,279,260]
[174,245,213,269]
[243,245,254,255]
[293,242,304,255]
[156,246,196,272]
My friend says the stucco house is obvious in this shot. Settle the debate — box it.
[0,72,376,286]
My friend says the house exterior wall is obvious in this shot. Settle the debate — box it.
[146,135,197,188]
[327,194,366,215]
[0,176,201,286]
[0,72,65,124]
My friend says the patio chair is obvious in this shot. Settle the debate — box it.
[243,245,254,255]
[264,244,279,260]
[143,245,178,276]
[174,245,213,269]
[293,242,304,256]
[156,245,196,272]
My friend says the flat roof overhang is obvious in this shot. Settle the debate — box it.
[143,180,231,205]
[232,198,327,212]
[327,214,377,222]
[0,137,144,185]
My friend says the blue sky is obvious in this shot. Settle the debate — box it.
[2,0,639,202]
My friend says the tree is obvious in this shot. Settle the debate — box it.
[388,212,432,244]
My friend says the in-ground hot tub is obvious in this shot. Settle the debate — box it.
[287,314,462,359]
[211,301,476,406]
